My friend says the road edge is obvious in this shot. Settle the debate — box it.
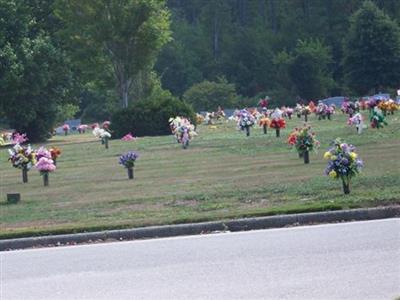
[1,205,399,251]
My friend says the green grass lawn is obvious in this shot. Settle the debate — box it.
[1,112,399,239]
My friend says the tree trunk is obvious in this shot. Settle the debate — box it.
[269,0,277,33]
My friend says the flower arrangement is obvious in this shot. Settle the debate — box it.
[50,147,62,165]
[12,132,28,145]
[78,124,88,134]
[324,139,363,194]
[121,133,136,141]
[238,109,255,136]
[301,105,311,122]
[62,124,70,135]
[289,125,320,164]
[35,156,56,186]
[347,113,364,134]
[8,144,36,183]
[91,123,100,129]
[341,100,356,117]
[316,102,330,120]
[370,107,388,129]
[269,109,286,137]
[308,101,316,113]
[93,127,112,148]
[258,116,270,134]
[378,100,398,115]
[102,121,111,129]
[119,151,139,179]
[169,117,197,147]
[286,107,294,119]
[0,134,4,146]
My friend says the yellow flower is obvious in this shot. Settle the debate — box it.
[323,152,331,159]
[329,170,337,178]
[331,155,337,161]
[350,152,357,160]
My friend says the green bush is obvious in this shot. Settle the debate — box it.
[111,97,196,138]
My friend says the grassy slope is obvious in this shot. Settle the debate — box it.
[0,112,399,238]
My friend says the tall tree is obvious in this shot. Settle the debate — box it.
[0,0,73,142]
[343,1,400,94]
[56,0,171,108]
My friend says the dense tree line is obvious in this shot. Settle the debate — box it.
[1,0,400,141]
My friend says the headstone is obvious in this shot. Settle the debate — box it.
[7,193,20,204]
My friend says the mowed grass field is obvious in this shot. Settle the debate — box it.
[1,112,399,238]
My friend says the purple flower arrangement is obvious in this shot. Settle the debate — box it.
[119,151,139,169]
[324,139,364,194]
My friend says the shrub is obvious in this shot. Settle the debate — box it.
[111,97,196,138]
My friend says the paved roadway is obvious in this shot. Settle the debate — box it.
[1,219,399,300]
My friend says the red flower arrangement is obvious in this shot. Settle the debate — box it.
[269,118,286,129]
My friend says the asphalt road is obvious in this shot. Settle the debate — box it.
[1,218,399,300]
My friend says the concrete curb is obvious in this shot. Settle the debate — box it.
[1,206,399,251]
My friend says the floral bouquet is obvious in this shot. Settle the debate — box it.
[119,151,139,179]
[102,121,111,129]
[62,124,70,135]
[324,139,363,194]
[258,116,270,134]
[286,107,294,119]
[301,105,311,122]
[269,109,286,137]
[50,147,62,165]
[347,113,365,134]
[35,151,56,186]
[370,107,388,129]
[93,127,112,148]
[291,125,320,164]
[341,101,356,117]
[11,132,28,145]
[295,104,303,118]
[8,144,36,183]
[78,124,88,134]
[121,133,136,141]
[238,110,255,136]
[316,102,329,120]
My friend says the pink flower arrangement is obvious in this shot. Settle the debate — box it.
[102,121,111,129]
[12,132,28,145]
[62,124,70,131]
[78,124,88,133]
[36,147,52,161]
[91,123,99,129]
[121,133,136,141]
[36,157,56,174]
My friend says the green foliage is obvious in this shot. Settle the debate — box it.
[343,1,400,95]
[183,78,238,111]
[56,103,79,124]
[0,0,73,142]
[111,96,195,138]
[56,0,172,108]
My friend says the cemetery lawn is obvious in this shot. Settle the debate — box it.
[1,113,400,239]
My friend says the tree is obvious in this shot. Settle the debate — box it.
[343,1,400,95]
[0,0,73,142]
[183,78,238,111]
[56,0,172,108]
[288,39,334,100]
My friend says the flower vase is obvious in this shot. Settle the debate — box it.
[303,150,310,164]
[128,168,134,179]
[105,137,109,149]
[327,113,331,120]
[275,128,280,137]
[22,167,28,183]
[288,115,292,120]
[263,125,267,135]
[298,152,303,158]
[304,114,308,122]
[64,131,68,136]
[43,173,49,186]
[53,159,57,166]
[342,180,350,194]
[245,126,250,137]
